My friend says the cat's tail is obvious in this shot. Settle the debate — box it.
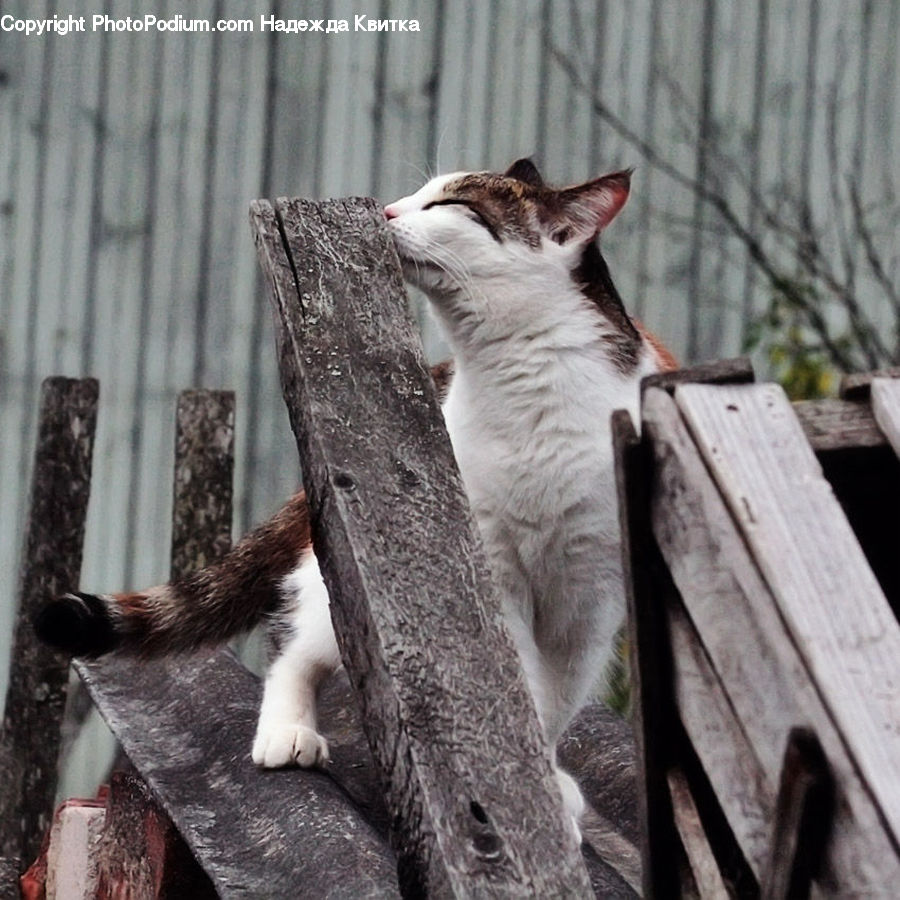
[33,491,312,658]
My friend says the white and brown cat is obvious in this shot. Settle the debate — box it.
[36,158,676,837]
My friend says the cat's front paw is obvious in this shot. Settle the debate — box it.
[251,722,330,769]
[555,767,585,846]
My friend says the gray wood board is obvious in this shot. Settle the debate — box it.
[666,767,731,899]
[839,368,900,400]
[666,601,772,877]
[0,377,98,864]
[644,385,900,888]
[77,651,399,899]
[612,408,682,897]
[170,390,235,579]
[674,382,900,851]
[792,397,887,453]
[251,195,593,896]
[871,377,900,459]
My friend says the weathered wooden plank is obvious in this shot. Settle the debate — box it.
[667,767,731,900]
[611,409,681,898]
[0,377,98,864]
[170,390,235,578]
[77,382,400,897]
[646,385,900,887]
[666,602,772,878]
[95,771,215,899]
[251,196,592,897]
[644,384,900,888]
[675,382,900,851]
[759,728,834,900]
[77,650,399,899]
[871,377,900,458]
[839,367,900,400]
[792,397,887,452]
[639,356,754,400]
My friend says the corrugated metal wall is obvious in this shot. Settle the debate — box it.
[2,0,898,791]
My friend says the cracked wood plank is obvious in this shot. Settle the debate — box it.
[0,377,98,865]
[251,195,592,897]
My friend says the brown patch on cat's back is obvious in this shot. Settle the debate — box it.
[429,359,455,402]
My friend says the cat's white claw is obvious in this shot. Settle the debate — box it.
[251,723,330,769]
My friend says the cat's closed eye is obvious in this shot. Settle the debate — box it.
[423,199,500,242]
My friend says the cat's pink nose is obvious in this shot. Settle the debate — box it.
[383,204,400,220]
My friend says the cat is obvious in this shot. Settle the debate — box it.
[35,158,676,837]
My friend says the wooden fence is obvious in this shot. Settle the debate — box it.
[0,201,642,897]
[616,361,900,896]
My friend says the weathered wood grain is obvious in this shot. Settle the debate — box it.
[611,409,681,898]
[0,857,20,900]
[871,377,900,459]
[252,196,592,897]
[674,382,900,853]
[666,767,731,900]
[639,356,755,399]
[95,770,215,899]
[170,390,235,578]
[643,384,900,888]
[77,650,399,899]
[665,602,772,877]
[792,397,887,452]
[0,377,98,865]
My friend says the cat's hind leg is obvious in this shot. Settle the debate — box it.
[251,552,341,769]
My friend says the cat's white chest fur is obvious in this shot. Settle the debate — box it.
[440,314,654,742]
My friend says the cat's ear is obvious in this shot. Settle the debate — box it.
[505,158,544,188]
[550,169,632,245]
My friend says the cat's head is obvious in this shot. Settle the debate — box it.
[385,159,635,350]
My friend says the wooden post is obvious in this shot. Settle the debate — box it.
[170,390,235,578]
[611,410,681,898]
[0,377,98,865]
[251,196,593,897]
